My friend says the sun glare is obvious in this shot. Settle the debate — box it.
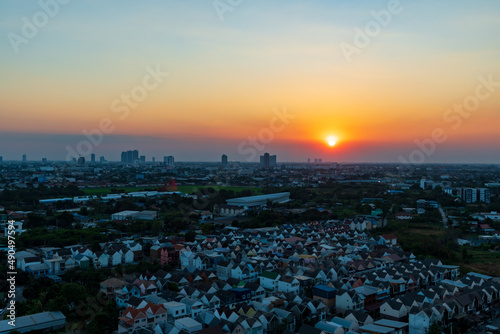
[327,136,337,147]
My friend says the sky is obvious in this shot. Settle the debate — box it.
[1,0,500,163]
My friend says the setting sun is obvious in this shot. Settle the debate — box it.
[327,136,338,147]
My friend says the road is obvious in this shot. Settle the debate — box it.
[439,206,448,229]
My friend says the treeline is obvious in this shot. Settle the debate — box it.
[13,227,119,250]
[0,184,84,207]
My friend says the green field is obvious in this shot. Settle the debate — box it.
[82,186,261,195]
[176,185,261,194]
[82,187,156,195]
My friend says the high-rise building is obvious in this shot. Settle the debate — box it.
[121,150,140,164]
[460,187,490,203]
[100,156,106,163]
[22,154,27,162]
[42,158,47,163]
[0,156,3,162]
[77,157,85,165]
[152,157,155,163]
[221,154,228,166]
[164,156,174,166]
[478,188,491,204]
[140,155,146,162]
[91,154,95,162]
[260,153,277,168]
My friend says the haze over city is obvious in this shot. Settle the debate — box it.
[1,0,500,163]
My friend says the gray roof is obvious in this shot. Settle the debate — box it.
[0,311,66,333]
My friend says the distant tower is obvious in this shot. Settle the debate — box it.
[221,154,228,167]
[121,150,140,163]
[42,158,47,163]
[77,157,85,165]
[91,154,95,162]
[22,154,27,162]
[307,158,310,163]
[152,157,156,163]
[261,152,270,168]
[0,156,3,163]
[140,155,146,162]
[164,156,174,166]
[100,156,105,163]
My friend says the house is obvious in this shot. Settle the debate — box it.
[245,282,266,302]
[216,260,234,280]
[312,285,337,315]
[118,303,167,333]
[175,317,203,333]
[409,308,439,334]
[123,249,134,264]
[395,212,413,220]
[160,247,180,266]
[163,301,187,322]
[336,290,363,313]
[278,276,300,294]
[345,310,374,326]
[380,300,408,322]
[94,252,109,268]
[260,271,281,292]
[73,254,90,270]
[100,278,126,297]
[141,281,159,296]
[109,251,123,266]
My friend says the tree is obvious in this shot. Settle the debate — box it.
[184,230,197,242]
[201,223,215,235]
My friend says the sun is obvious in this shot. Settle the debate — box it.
[327,136,337,147]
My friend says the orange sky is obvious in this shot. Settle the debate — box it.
[1,1,500,162]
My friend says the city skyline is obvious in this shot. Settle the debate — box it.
[1,1,500,163]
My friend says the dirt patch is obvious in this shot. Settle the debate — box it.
[462,262,500,276]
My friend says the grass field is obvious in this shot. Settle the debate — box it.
[82,187,155,195]
[82,185,261,195]
[176,185,261,194]
[383,218,500,276]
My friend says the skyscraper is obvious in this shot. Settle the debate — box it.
[91,154,95,162]
[221,154,228,167]
[164,156,174,166]
[260,153,277,168]
[22,154,26,162]
[100,156,106,163]
[121,150,140,163]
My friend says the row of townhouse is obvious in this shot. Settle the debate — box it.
[15,241,145,276]
[103,221,500,333]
